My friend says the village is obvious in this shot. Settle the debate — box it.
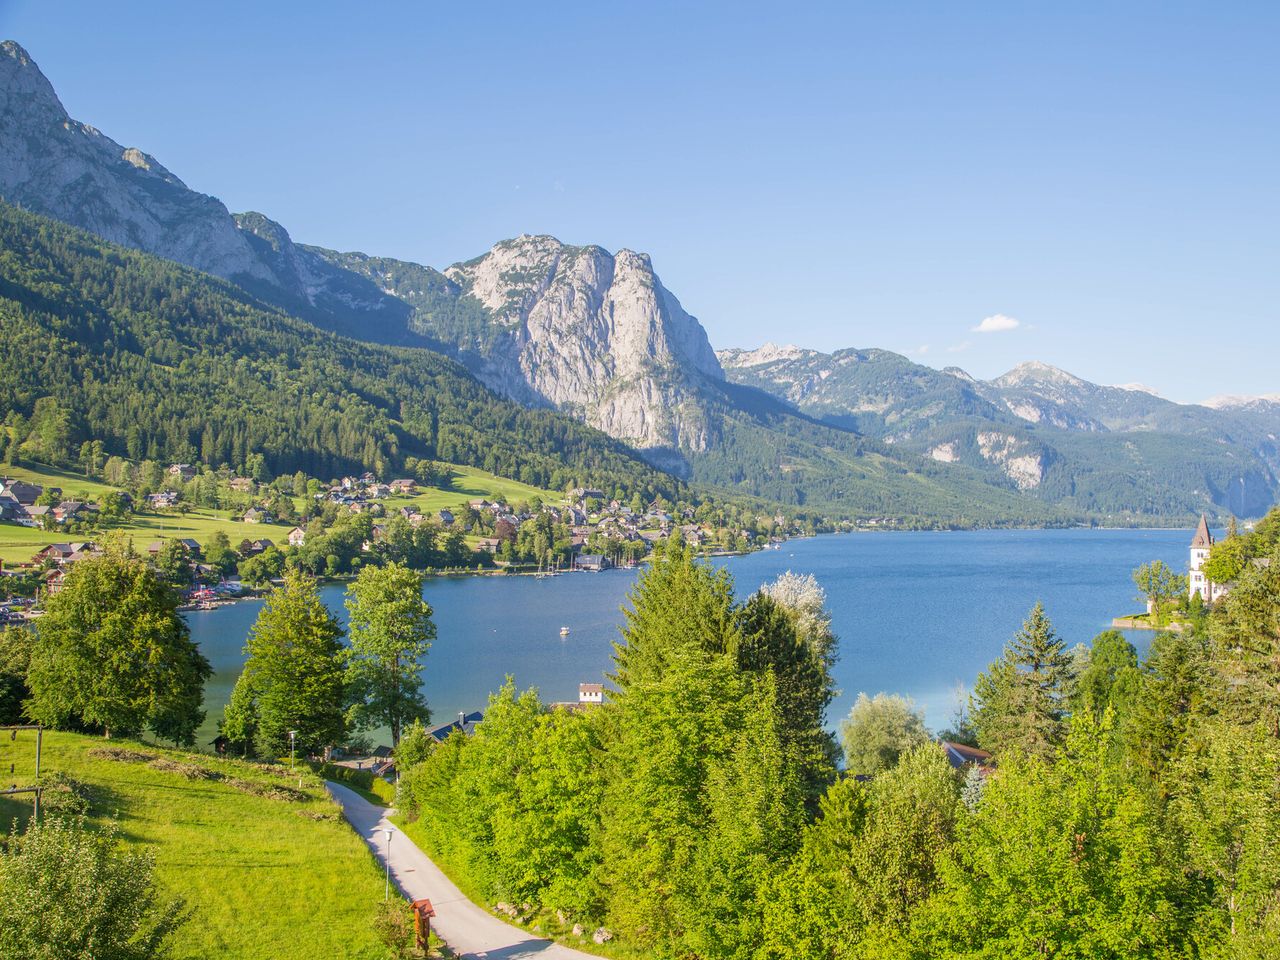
[0,461,805,621]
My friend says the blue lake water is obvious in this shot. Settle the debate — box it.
[187,527,1194,747]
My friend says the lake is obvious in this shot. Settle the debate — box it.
[187,527,1194,747]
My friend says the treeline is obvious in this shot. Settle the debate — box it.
[0,202,681,503]
[394,523,1280,959]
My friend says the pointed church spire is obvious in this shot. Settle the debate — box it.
[1191,514,1213,549]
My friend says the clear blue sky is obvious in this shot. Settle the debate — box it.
[3,1,1276,401]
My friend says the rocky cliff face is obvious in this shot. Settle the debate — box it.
[0,41,273,284]
[435,236,724,457]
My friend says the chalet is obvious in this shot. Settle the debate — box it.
[437,509,455,527]
[148,538,201,556]
[242,507,272,524]
[228,477,255,493]
[571,488,605,501]
[53,500,91,523]
[34,542,96,566]
[575,554,610,572]
[389,478,417,494]
[240,538,275,556]
[579,683,605,705]
[147,491,179,509]
[366,483,392,499]
[468,499,492,511]
[476,537,502,554]
[359,472,377,485]
[24,505,51,524]
[428,710,484,743]
[0,478,42,506]
[168,463,197,482]
[287,526,307,547]
[940,741,994,774]
[0,495,17,520]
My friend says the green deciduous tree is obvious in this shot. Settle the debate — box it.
[0,816,186,960]
[344,562,435,744]
[223,569,345,757]
[0,625,33,724]
[839,692,930,776]
[970,602,1076,759]
[1132,559,1187,625]
[25,545,210,743]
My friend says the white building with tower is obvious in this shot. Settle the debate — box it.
[1188,514,1230,604]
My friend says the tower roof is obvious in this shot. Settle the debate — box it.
[1191,514,1213,549]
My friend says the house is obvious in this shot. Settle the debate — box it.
[0,478,42,506]
[242,507,272,524]
[147,491,180,509]
[579,683,605,705]
[475,537,502,554]
[228,477,255,493]
[437,509,454,527]
[940,741,994,773]
[0,494,18,520]
[1188,514,1231,604]
[148,538,201,556]
[389,478,417,494]
[240,538,275,556]
[575,554,610,572]
[168,463,196,482]
[366,483,392,499]
[287,526,307,547]
[428,711,484,742]
[33,542,96,566]
[571,488,605,502]
[53,500,91,524]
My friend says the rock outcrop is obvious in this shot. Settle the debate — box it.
[438,236,724,456]
[0,41,273,285]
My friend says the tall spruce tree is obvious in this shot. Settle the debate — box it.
[971,602,1076,758]
[223,569,345,757]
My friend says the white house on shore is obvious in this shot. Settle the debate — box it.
[1189,514,1230,604]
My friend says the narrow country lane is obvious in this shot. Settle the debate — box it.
[326,782,602,960]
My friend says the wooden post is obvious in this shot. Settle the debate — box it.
[411,899,435,951]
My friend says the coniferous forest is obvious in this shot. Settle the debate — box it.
[397,520,1280,960]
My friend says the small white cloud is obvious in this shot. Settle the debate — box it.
[915,344,931,356]
[947,341,972,353]
[973,314,1020,334]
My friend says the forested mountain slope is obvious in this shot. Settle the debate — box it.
[721,345,1280,518]
[0,203,682,499]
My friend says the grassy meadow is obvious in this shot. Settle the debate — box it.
[0,730,392,959]
[0,460,562,567]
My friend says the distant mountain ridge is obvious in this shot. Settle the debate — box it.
[1,38,1274,521]
[720,345,1280,517]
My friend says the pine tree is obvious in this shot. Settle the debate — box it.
[971,602,1076,758]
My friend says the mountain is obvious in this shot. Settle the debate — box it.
[720,346,1280,518]
[2,38,1269,523]
[311,235,724,466]
[0,202,682,500]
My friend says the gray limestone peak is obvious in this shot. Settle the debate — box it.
[0,40,274,283]
[444,235,723,454]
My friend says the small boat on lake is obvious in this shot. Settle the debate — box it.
[559,626,571,637]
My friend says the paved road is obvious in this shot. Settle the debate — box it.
[327,782,600,959]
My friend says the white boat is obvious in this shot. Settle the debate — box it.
[559,626,571,637]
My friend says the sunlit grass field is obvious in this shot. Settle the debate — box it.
[0,461,561,566]
[0,730,391,959]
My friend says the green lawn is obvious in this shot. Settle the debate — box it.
[393,465,563,516]
[0,460,563,567]
[0,731,392,959]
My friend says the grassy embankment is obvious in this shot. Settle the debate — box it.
[0,461,560,567]
[394,814,640,960]
[0,729,393,959]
